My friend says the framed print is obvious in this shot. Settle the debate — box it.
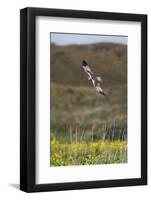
[20,7,147,192]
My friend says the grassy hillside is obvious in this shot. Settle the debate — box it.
[51,42,127,140]
[51,42,127,87]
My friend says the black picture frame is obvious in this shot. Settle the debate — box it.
[20,7,147,192]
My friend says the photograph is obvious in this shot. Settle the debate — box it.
[20,7,147,192]
[50,33,128,167]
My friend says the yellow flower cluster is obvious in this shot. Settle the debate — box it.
[50,138,127,166]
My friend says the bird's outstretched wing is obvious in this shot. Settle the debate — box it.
[82,60,107,96]
[94,78,107,96]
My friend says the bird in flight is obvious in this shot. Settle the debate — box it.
[82,60,107,96]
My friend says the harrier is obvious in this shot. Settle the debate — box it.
[82,60,107,96]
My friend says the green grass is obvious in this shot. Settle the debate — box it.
[51,83,127,143]
[50,138,127,166]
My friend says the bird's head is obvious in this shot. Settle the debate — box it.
[82,60,87,66]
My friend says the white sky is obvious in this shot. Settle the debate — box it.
[51,33,128,45]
